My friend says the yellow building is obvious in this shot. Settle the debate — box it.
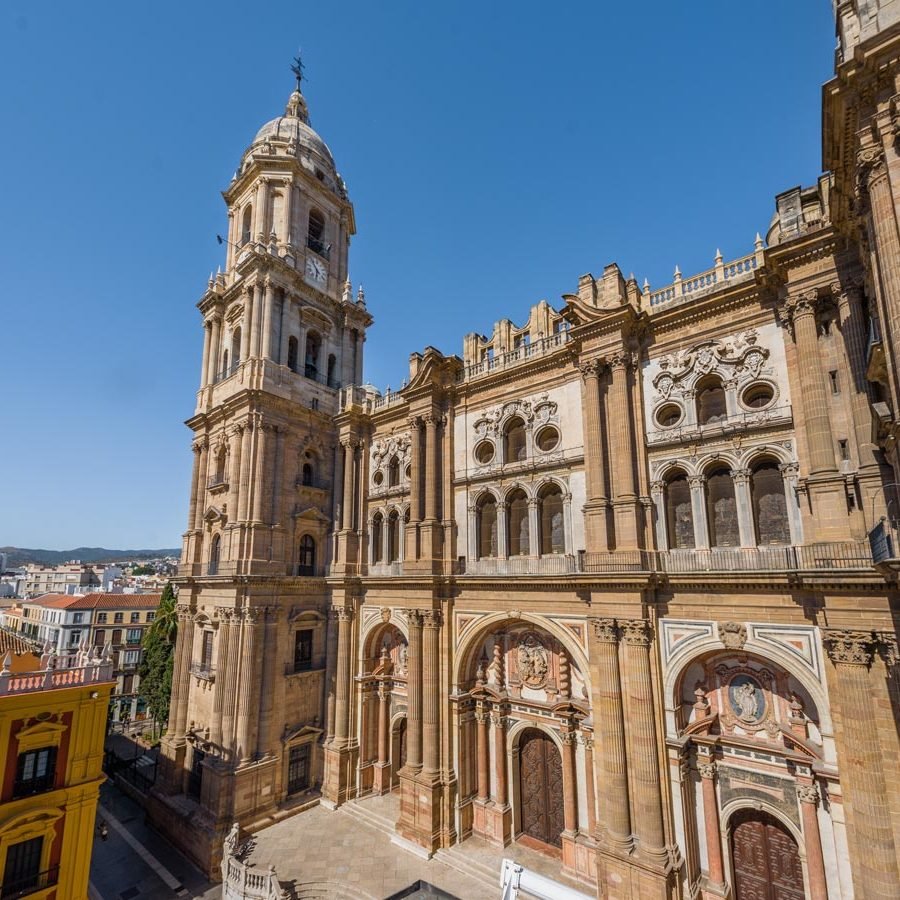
[0,646,114,900]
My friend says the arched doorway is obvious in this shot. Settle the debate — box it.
[730,809,803,900]
[517,728,564,849]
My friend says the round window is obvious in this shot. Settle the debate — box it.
[373,470,384,486]
[742,383,775,409]
[474,441,495,464]
[656,403,683,428]
[535,426,560,452]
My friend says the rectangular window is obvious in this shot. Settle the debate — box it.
[123,650,140,664]
[829,370,839,394]
[839,439,850,461]
[293,630,313,673]
[114,613,123,624]
[201,631,214,668]
[3,836,44,897]
[97,613,107,624]
[14,746,57,798]
[70,631,81,646]
[126,628,141,644]
[287,744,311,795]
[147,612,156,622]
[112,629,122,644]
[130,612,139,623]
[94,629,106,646]
[73,612,83,624]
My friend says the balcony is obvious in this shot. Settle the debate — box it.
[12,771,55,799]
[369,561,404,577]
[207,474,228,492]
[189,662,216,682]
[1,866,60,899]
[459,330,572,382]
[459,555,579,576]
[646,405,793,447]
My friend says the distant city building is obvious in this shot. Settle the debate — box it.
[1,593,160,723]
[0,645,114,897]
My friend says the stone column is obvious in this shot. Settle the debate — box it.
[786,292,837,476]
[823,630,899,896]
[200,321,212,389]
[261,280,276,360]
[227,425,242,522]
[780,462,803,544]
[405,418,423,563]
[193,439,209,531]
[730,468,755,548]
[377,682,390,765]
[581,733,597,836]
[797,783,828,900]
[422,610,442,775]
[688,475,709,550]
[209,315,222,382]
[282,178,293,245]
[332,607,354,746]
[235,608,261,762]
[251,424,269,523]
[242,287,253,360]
[492,710,508,807]
[220,609,241,757]
[561,729,578,834]
[341,441,356,531]
[475,706,490,802]
[497,502,509,559]
[580,359,610,551]
[404,610,423,770]
[527,500,540,556]
[251,283,264,357]
[169,603,194,739]
[237,420,253,522]
[209,612,232,750]
[186,443,202,533]
[255,178,268,240]
[698,759,725,890]
[621,619,667,862]
[609,353,639,548]
[590,619,631,846]
[650,481,667,550]
[424,415,439,522]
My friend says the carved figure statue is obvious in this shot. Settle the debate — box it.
[517,634,549,688]
[732,680,760,720]
[224,822,240,857]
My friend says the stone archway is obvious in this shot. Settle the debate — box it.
[517,727,565,849]
[730,808,804,900]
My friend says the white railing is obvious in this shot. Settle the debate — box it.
[368,562,404,577]
[646,404,793,445]
[221,825,288,900]
[461,330,572,382]
[648,249,762,310]
[460,555,578,576]
[339,385,406,415]
[0,659,114,696]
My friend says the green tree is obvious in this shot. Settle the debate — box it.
[138,582,177,740]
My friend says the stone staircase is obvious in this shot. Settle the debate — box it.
[339,795,397,834]
[433,844,499,894]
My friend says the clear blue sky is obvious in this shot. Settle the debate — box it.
[0,1,836,549]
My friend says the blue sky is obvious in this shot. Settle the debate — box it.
[0,1,836,549]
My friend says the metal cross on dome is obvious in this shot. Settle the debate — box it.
[291,53,305,90]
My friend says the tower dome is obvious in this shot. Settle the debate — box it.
[237,84,346,198]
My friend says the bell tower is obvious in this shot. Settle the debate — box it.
[151,63,372,873]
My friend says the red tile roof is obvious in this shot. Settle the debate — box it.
[27,592,161,610]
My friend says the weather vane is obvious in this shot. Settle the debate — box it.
[291,52,305,90]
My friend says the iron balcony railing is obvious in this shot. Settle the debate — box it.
[189,662,216,682]
[1,866,60,900]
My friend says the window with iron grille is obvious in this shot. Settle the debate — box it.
[126,628,141,644]
[201,631,214,668]
[287,744,311,795]
[2,836,44,898]
[13,746,56,798]
[293,630,313,672]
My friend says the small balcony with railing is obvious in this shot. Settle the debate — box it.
[1,865,60,900]
[189,661,216,682]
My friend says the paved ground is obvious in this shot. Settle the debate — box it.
[89,781,218,900]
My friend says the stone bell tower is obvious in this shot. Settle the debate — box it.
[150,64,372,873]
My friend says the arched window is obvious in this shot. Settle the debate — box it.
[301,462,314,487]
[214,444,227,484]
[706,467,739,547]
[507,489,530,556]
[305,332,321,380]
[477,495,498,559]
[221,349,229,381]
[231,328,242,368]
[697,377,727,426]
[208,534,220,576]
[268,192,283,241]
[504,417,527,464]
[241,205,252,244]
[388,511,400,562]
[307,208,326,256]
[298,535,316,576]
[327,354,337,388]
[287,336,299,372]
[388,456,400,488]
[372,513,384,563]
[665,472,694,549]
[538,484,565,555]
[751,460,791,545]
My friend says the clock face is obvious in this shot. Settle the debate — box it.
[305,256,327,285]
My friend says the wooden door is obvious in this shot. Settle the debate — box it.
[731,809,804,900]
[518,728,565,848]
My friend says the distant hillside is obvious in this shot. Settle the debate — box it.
[1,547,180,568]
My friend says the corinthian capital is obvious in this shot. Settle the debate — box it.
[796,783,820,805]
[334,606,354,622]
[423,610,443,629]
[407,416,423,432]
[591,617,619,643]
[621,618,653,646]
[609,351,634,372]
[856,142,887,190]
[823,629,875,667]
[402,608,423,627]
[578,358,606,381]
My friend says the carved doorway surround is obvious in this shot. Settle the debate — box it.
[730,808,804,900]
[518,728,564,849]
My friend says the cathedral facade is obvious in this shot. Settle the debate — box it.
[151,5,900,898]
